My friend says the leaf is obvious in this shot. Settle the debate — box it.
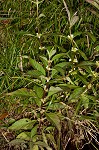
[31,124,38,138]
[77,74,88,85]
[86,32,96,42]
[58,84,79,90]
[46,134,57,150]
[53,66,65,76]
[34,85,44,99]
[52,53,66,62]
[95,45,99,51]
[7,88,36,97]
[70,15,79,28]
[81,94,89,109]
[45,113,61,132]
[47,47,56,59]
[85,0,99,10]
[69,87,86,101]
[47,102,65,111]
[77,61,96,67]
[34,141,52,150]
[47,86,62,97]
[29,58,46,76]
[9,139,26,146]
[40,56,48,67]
[78,50,88,60]
[38,13,45,19]
[8,118,36,130]
[32,145,39,150]
[0,112,8,120]
[42,132,48,144]
[55,62,71,68]
[27,70,43,78]
[16,132,30,141]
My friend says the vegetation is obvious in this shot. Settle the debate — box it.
[0,0,99,150]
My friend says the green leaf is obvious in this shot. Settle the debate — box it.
[34,85,44,99]
[27,70,43,78]
[77,61,96,67]
[29,58,46,76]
[78,50,88,60]
[7,88,36,97]
[47,102,65,110]
[86,32,96,42]
[8,118,36,130]
[9,139,26,146]
[81,94,89,109]
[31,125,38,138]
[47,86,62,97]
[16,132,30,141]
[47,47,56,59]
[32,145,39,150]
[33,141,52,150]
[46,134,57,150]
[55,62,71,68]
[52,53,67,62]
[45,113,61,132]
[58,84,79,90]
[53,66,65,76]
[95,45,99,51]
[42,132,48,144]
[40,56,48,67]
[77,74,88,85]
[69,87,86,101]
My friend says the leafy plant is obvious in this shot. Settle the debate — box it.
[0,0,99,150]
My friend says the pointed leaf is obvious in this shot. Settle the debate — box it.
[81,94,89,109]
[45,113,61,132]
[16,132,30,141]
[77,61,96,67]
[69,87,86,101]
[58,84,79,89]
[46,134,57,150]
[34,141,52,150]
[78,50,88,60]
[47,86,62,97]
[47,47,56,59]
[32,145,39,150]
[34,85,44,99]
[40,56,48,67]
[31,124,38,138]
[29,58,46,76]
[7,88,36,97]
[27,70,43,78]
[52,53,66,62]
[8,118,36,130]
[9,139,26,146]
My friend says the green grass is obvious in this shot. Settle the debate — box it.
[0,0,99,150]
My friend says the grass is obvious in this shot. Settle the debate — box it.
[0,0,99,150]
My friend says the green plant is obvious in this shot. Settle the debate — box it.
[0,0,99,150]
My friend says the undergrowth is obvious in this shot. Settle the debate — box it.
[0,0,99,150]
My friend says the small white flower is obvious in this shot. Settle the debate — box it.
[96,61,99,67]
[91,71,98,77]
[46,66,51,71]
[67,34,74,40]
[36,33,42,38]
[39,46,45,50]
[69,58,72,62]
[73,58,78,63]
[71,47,78,52]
